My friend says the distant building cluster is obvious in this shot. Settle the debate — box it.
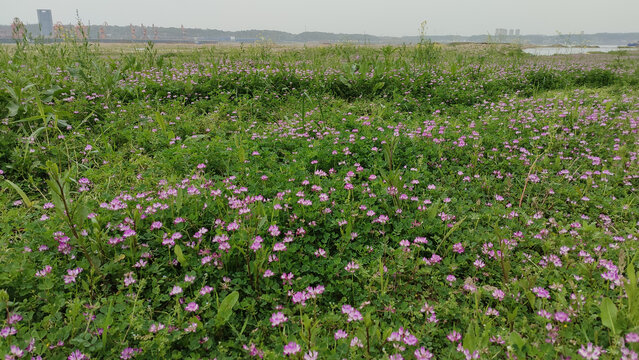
[495,28,520,36]
[37,9,53,37]
[1,11,633,46]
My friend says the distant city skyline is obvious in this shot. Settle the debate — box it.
[3,0,639,37]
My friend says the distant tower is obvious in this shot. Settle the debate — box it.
[508,29,514,36]
[130,24,136,40]
[152,24,159,40]
[37,9,53,37]
[181,25,186,41]
[515,29,520,36]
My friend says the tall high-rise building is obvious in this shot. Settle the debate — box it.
[36,9,53,37]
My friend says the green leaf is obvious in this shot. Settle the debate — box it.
[302,314,312,330]
[57,119,71,129]
[154,111,167,132]
[43,85,62,95]
[215,291,239,328]
[174,245,187,266]
[7,102,20,117]
[73,203,89,228]
[626,263,639,326]
[29,126,49,143]
[524,290,536,309]
[600,297,619,335]
[101,300,113,346]
[373,81,385,92]
[463,321,478,351]
[4,180,33,208]
[257,215,268,230]
[339,75,352,88]
[509,332,525,349]
[37,278,55,291]
[628,263,637,292]
[364,311,372,328]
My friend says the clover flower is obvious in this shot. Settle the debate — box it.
[283,342,301,356]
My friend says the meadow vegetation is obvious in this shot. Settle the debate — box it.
[0,39,638,359]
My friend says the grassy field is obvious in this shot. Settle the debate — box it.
[1,40,638,359]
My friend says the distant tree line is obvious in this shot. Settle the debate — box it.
[0,22,637,45]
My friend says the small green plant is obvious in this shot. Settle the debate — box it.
[414,20,440,65]
[46,161,98,273]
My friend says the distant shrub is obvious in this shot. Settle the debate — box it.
[526,69,566,91]
[576,68,617,87]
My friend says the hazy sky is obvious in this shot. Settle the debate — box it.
[3,0,638,37]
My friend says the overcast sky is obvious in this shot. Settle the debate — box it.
[3,0,638,37]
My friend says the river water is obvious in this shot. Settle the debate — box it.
[523,45,626,55]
